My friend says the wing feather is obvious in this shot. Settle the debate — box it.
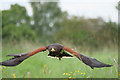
[63,46,112,69]
[0,46,47,66]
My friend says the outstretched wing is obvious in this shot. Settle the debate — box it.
[0,46,47,66]
[63,46,112,69]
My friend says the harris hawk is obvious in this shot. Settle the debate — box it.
[0,43,112,69]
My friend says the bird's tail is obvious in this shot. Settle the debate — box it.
[0,53,29,66]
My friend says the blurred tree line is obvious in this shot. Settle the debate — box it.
[2,2,118,50]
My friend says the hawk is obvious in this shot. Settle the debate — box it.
[0,43,112,69]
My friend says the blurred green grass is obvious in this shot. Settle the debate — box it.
[1,42,118,78]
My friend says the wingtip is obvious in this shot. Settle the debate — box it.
[90,64,112,69]
[106,64,112,67]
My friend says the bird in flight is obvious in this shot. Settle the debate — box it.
[0,43,112,69]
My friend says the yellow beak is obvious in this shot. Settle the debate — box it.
[51,48,55,52]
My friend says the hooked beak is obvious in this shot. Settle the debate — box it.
[51,48,55,52]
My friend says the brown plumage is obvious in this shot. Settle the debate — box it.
[0,43,112,69]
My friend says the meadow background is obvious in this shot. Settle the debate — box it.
[0,1,119,78]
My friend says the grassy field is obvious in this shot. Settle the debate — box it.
[0,42,118,78]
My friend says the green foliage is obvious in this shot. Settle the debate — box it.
[31,2,64,41]
[2,4,30,27]
[2,4,37,42]
[2,3,118,50]
[3,24,36,41]
[53,16,118,50]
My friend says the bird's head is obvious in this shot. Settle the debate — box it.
[50,48,56,52]
[47,43,64,53]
